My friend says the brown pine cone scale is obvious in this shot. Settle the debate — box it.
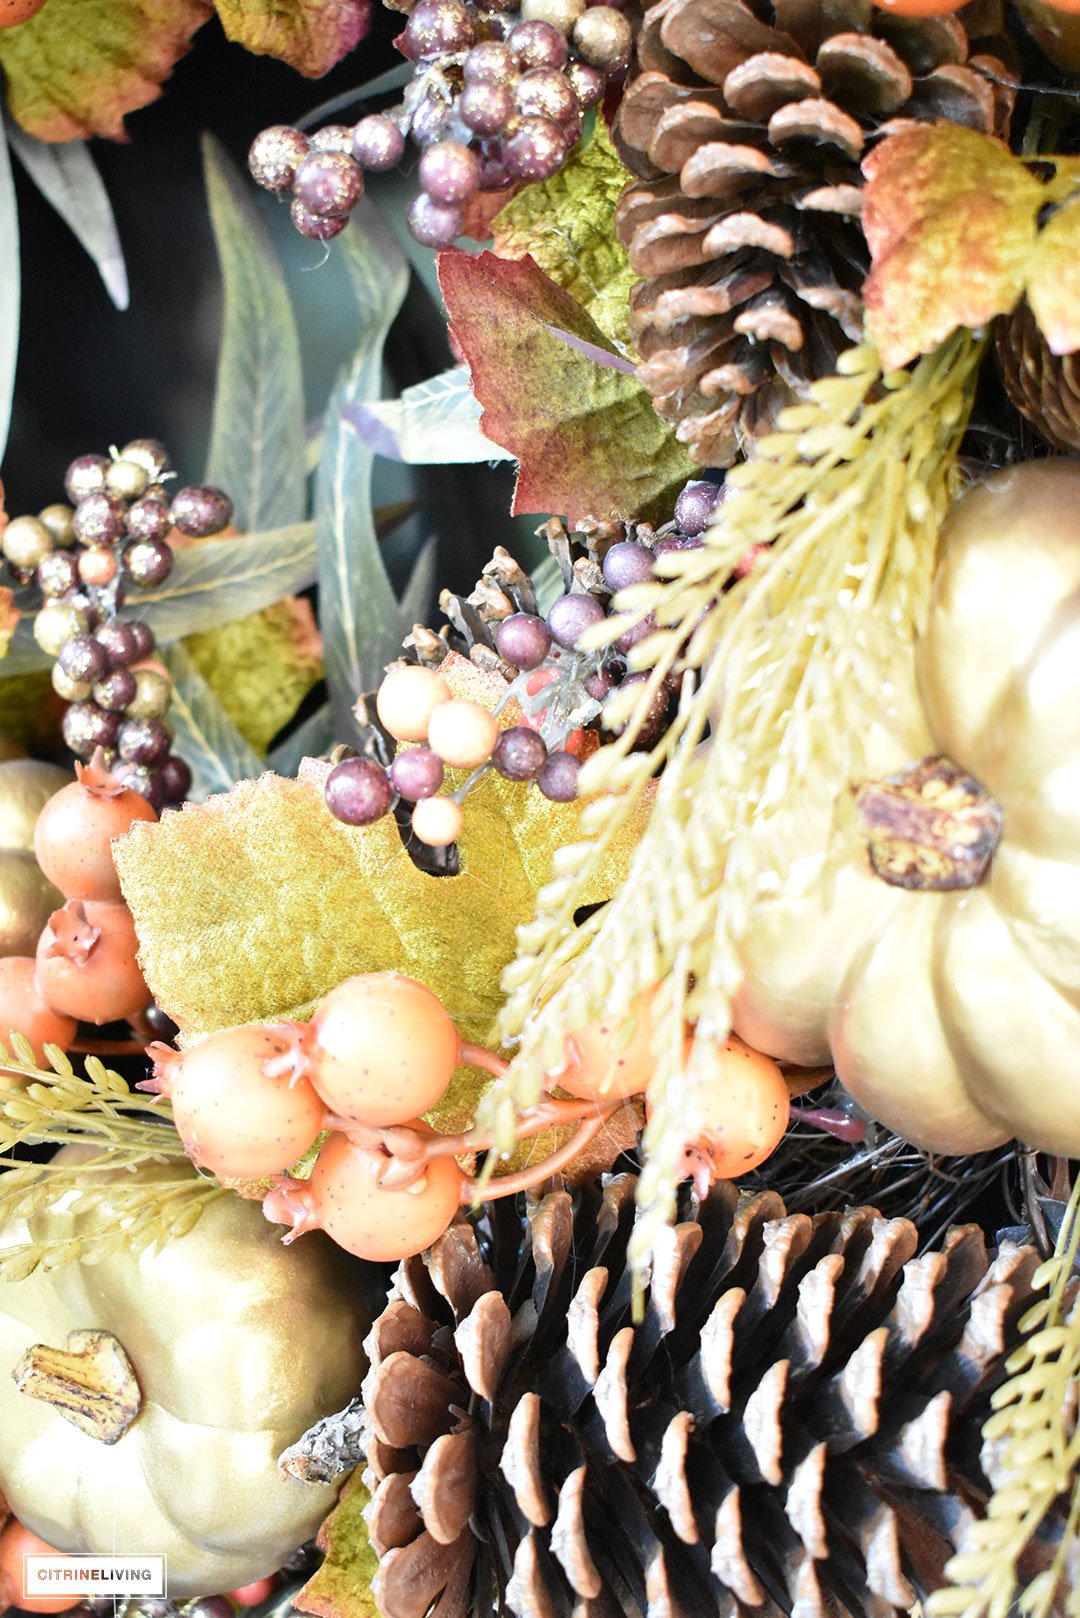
[358,1176,1059,1618]
[614,0,1019,466]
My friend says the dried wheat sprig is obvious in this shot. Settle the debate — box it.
[480,333,984,1266]
[926,1175,1080,1618]
[0,1037,221,1278]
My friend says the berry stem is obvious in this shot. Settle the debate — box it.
[460,1108,615,1200]
[459,1040,509,1079]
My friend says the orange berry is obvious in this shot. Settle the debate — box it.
[165,1024,326,1179]
[34,899,147,1025]
[555,991,658,1100]
[308,973,460,1127]
[426,698,500,767]
[0,957,77,1065]
[269,1130,463,1261]
[229,1581,276,1607]
[648,1034,789,1186]
[0,0,48,25]
[0,1521,80,1613]
[375,665,451,742]
[411,796,464,847]
[34,754,156,902]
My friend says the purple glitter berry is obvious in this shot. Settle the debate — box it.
[389,748,445,801]
[546,591,606,651]
[324,758,395,825]
[352,115,406,172]
[537,750,581,801]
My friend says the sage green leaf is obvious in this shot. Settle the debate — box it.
[135,522,317,643]
[202,134,306,532]
[347,365,514,464]
[5,121,128,310]
[315,204,410,742]
[0,523,318,678]
[160,643,263,800]
[0,119,19,466]
[267,702,334,776]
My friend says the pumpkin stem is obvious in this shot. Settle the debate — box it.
[854,755,1003,891]
[12,1330,142,1445]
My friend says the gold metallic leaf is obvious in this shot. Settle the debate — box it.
[185,597,323,755]
[115,655,652,1135]
[12,1328,141,1445]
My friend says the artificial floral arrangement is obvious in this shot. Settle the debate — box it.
[1,0,1080,1613]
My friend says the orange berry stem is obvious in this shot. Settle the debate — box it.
[370,1091,624,1167]
[458,1040,510,1080]
[460,1107,615,1201]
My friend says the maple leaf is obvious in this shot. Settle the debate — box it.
[213,0,369,76]
[439,250,693,525]
[491,116,639,352]
[862,122,1080,369]
[295,1473,380,1618]
[114,654,652,1136]
[0,0,367,142]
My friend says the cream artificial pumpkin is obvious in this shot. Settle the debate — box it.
[0,1160,372,1597]
[732,459,1080,1156]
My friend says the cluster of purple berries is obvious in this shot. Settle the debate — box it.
[1,440,234,811]
[323,476,724,847]
[248,0,632,248]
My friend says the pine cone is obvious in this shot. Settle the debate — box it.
[995,299,1080,453]
[614,0,1019,466]
[360,1176,1061,1618]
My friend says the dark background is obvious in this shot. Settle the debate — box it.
[3,7,533,597]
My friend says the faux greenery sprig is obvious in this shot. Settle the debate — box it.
[483,331,984,1272]
[0,1038,221,1280]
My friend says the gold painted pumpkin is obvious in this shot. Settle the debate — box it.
[0,761,69,957]
[733,459,1080,1156]
[0,1161,372,1597]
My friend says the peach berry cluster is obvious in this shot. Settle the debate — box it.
[0,752,154,1063]
[144,971,793,1264]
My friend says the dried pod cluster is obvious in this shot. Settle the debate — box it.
[356,1175,1059,1618]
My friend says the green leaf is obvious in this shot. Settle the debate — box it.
[0,118,19,467]
[315,204,410,741]
[5,119,127,310]
[159,643,264,800]
[347,365,514,465]
[294,1473,380,1618]
[0,0,211,142]
[492,115,639,352]
[439,249,694,525]
[267,701,334,776]
[861,124,1080,367]
[202,134,306,533]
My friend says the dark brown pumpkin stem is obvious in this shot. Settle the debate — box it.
[854,755,1003,891]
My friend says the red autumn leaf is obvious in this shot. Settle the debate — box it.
[0,0,367,143]
[438,249,693,526]
[214,0,369,77]
[0,0,213,142]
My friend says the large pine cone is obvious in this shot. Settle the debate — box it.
[995,299,1080,453]
[360,1175,1061,1618]
[614,0,1019,466]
